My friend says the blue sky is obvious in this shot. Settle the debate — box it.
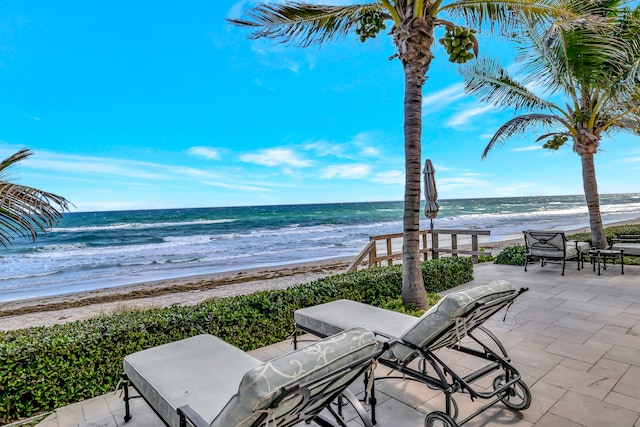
[1,1,638,212]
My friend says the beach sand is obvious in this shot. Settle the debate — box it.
[2,218,638,331]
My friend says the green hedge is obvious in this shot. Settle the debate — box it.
[567,224,640,246]
[0,256,472,424]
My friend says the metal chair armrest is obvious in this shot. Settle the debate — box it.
[177,405,210,427]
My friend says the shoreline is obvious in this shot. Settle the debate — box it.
[2,218,638,331]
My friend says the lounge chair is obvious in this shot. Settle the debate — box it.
[608,234,640,257]
[293,281,530,427]
[121,327,382,427]
[523,230,590,275]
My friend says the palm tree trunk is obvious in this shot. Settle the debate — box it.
[402,59,429,309]
[581,152,607,248]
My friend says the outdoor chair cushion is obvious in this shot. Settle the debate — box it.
[609,236,640,256]
[524,230,589,259]
[124,327,377,427]
[295,280,516,363]
[124,334,260,427]
[393,280,515,361]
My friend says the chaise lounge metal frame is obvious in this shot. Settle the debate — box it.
[292,281,530,427]
[121,327,385,427]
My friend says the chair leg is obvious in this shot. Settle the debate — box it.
[561,259,566,275]
[122,377,132,422]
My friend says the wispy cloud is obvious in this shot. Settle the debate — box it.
[188,146,221,160]
[321,164,370,179]
[371,170,403,185]
[361,146,379,156]
[203,181,270,191]
[239,148,313,167]
[446,105,495,128]
[304,140,345,157]
[422,84,466,113]
[438,173,490,190]
[512,145,541,152]
[304,132,381,159]
[23,153,172,181]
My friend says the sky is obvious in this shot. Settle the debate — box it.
[0,1,638,213]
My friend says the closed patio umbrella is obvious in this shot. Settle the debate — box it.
[423,159,439,230]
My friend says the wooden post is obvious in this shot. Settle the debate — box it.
[451,234,458,258]
[472,234,479,263]
[432,232,439,259]
[422,233,428,261]
[386,238,393,266]
[369,239,377,268]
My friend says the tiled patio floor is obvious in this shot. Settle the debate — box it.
[33,260,640,426]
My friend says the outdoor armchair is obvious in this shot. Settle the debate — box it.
[121,327,382,427]
[523,230,590,275]
[608,235,640,257]
[293,281,530,427]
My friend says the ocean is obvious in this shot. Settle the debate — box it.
[1,193,639,302]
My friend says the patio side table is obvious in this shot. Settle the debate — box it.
[589,249,624,275]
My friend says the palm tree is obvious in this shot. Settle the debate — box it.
[0,148,71,247]
[461,0,640,248]
[228,0,568,309]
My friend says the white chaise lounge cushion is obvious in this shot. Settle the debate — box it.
[212,327,377,426]
[294,280,516,363]
[124,328,378,427]
[124,334,262,427]
[393,280,515,362]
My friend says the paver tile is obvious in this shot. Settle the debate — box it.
[604,345,640,367]
[541,360,623,400]
[521,381,566,425]
[613,365,640,399]
[549,390,639,427]
[544,337,612,363]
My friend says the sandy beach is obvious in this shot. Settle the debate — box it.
[1,218,638,331]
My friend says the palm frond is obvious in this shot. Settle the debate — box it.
[441,0,575,34]
[227,2,386,47]
[461,57,557,112]
[0,149,72,247]
[482,113,564,158]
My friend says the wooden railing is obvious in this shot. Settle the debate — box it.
[346,229,491,273]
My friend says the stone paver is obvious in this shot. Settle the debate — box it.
[31,261,640,427]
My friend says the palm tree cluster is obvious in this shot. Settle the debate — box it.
[0,149,71,247]
[462,0,640,249]
[229,0,639,307]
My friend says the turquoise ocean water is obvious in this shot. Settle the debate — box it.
[1,193,639,302]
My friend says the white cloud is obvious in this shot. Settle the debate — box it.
[304,140,345,157]
[362,146,379,156]
[239,148,312,167]
[372,170,403,185]
[321,164,370,179]
[422,84,466,113]
[446,105,495,127]
[304,132,382,159]
[438,173,490,190]
[24,155,171,181]
[203,181,270,192]
[188,146,221,160]
[512,146,541,152]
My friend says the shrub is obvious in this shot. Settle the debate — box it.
[0,256,473,424]
[494,245,527,266]
[567,224,640,246]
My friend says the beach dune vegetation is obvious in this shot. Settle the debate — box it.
[228,0,570,309]
[461,0,640,249]
[0,256,472,424]
[0,149,71,247]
